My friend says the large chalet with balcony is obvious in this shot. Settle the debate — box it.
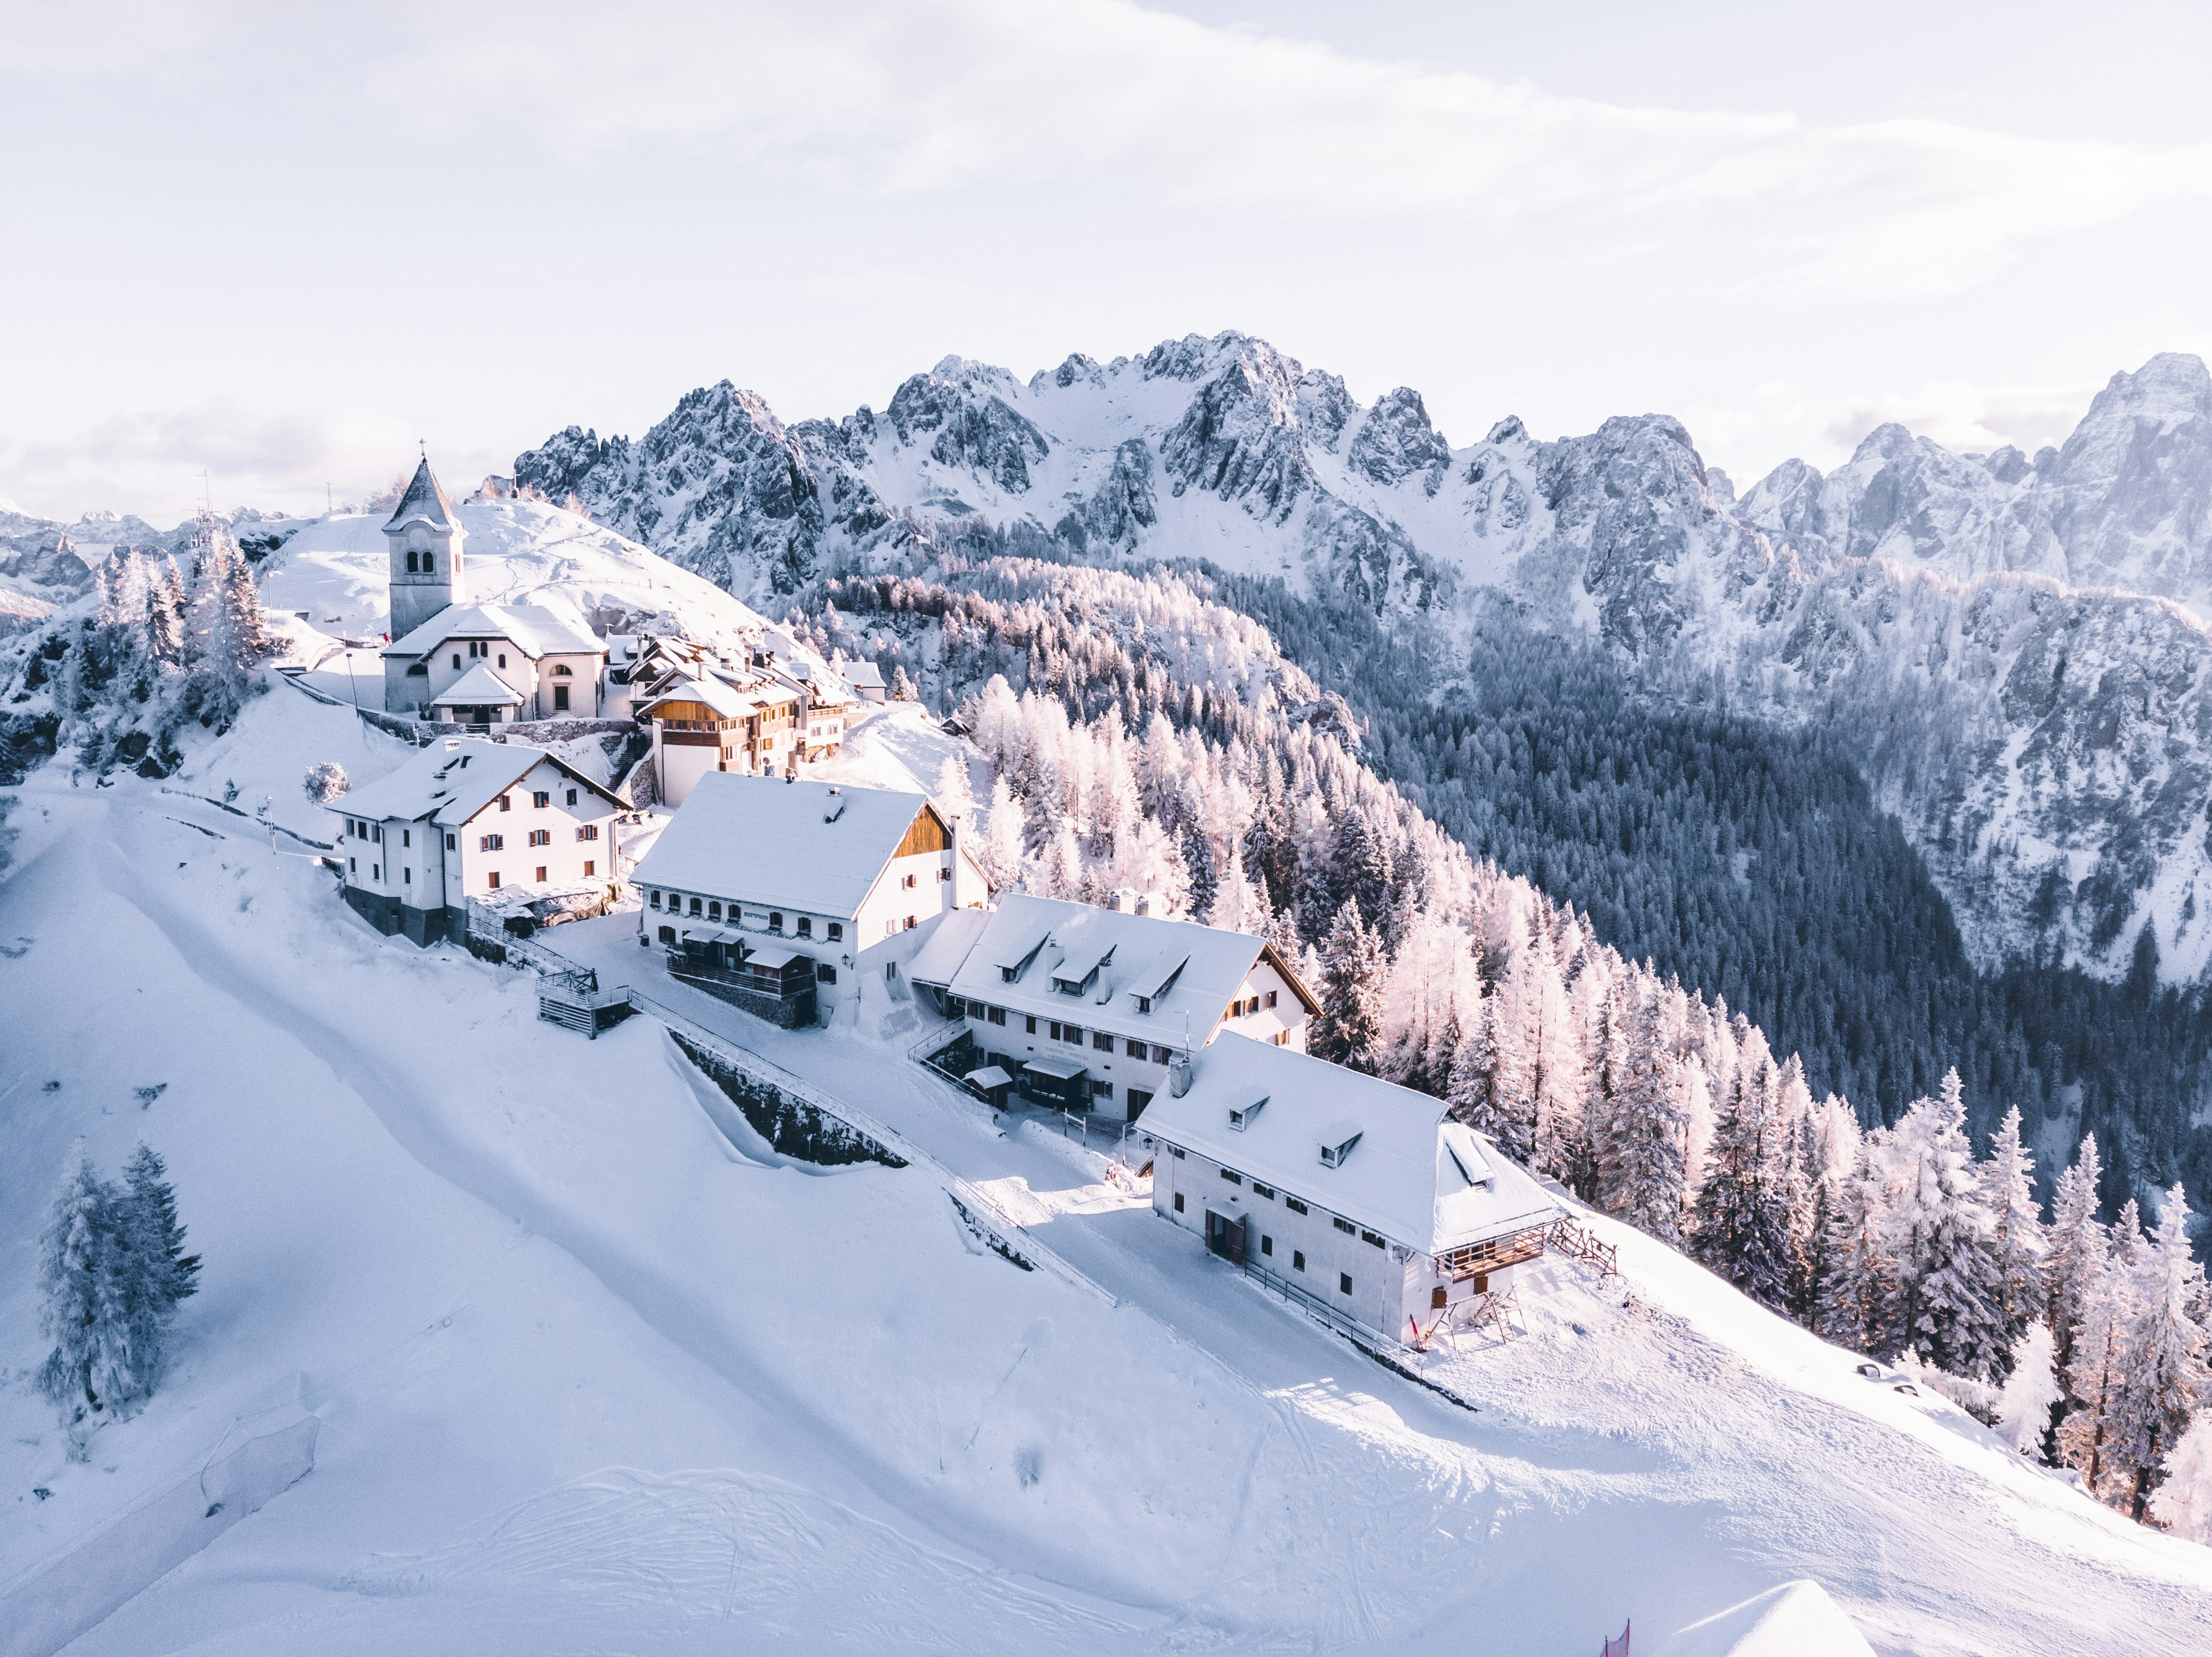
[1141,1033,1563,1345]
[631,774,989,1026]
[906,893,1319,1122]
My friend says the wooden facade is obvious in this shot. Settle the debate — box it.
[895,805,953,859]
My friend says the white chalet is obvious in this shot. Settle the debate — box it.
[908,893,1319,1121]
[334,737,627,945]
[632,774,990,1027]
[1141,1034,1564,1345]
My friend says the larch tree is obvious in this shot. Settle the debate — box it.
[2058,1240,2132,1502]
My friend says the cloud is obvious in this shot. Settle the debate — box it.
[1818,379,2100,462]
[0,400,504,525]
[365,0,2212,299]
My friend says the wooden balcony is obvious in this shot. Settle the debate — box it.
[1436,1223,1549,1281]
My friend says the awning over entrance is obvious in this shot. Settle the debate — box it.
[1021,1056,1088,1081]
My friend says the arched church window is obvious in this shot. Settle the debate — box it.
[406,551,418,573]
[423,554,435,574]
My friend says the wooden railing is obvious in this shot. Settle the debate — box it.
[1437,1222,1550,1282]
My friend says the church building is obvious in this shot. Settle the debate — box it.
[376,458,610,722]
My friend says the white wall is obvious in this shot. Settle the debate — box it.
[444,761,619,903]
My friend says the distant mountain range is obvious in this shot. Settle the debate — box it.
[508,339,2212,988]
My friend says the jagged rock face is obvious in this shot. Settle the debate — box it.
[519,339,2212,979]
[1737,353,2212,616]
[1346,387,1451,492]
[1055,439,1156,553]
[1160,343,1313,523]
[515,382,836,596]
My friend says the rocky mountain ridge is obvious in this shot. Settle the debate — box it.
[518,337,2212,984]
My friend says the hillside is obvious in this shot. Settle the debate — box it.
[515,338,2212,987]
[5,681,2211,1654]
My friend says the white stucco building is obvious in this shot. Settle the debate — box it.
[333,737,627,945]
[1141,1034,1563,1345]
[631,774,990,1027]
[906,893,1319,1121]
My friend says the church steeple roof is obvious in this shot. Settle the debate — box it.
[385,457,456,533]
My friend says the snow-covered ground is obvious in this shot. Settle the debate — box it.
[5,682,2212,1655]
[256,499,791,660]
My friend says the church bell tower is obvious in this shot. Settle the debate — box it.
[384,455,465,640]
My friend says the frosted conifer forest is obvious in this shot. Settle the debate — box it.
[10,6,2212,1655]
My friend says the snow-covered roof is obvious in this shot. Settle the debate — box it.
[638,677,757,719]
[909,907,989,986]
[432,662,524,706]
[920,893,1315,1040]
[631,774,951,919]
[336,738,623,828]
[383,601,605,662]
[842,660,886,690]
[384,458,457,534]
[1141,1034,1561,1257]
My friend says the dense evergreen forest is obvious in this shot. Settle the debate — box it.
[1210,574,2212,1205]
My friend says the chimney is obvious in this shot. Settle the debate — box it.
[1168,1051,1193,1097]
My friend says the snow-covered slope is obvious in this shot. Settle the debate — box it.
[257,498,787,657]
[4,684,2210,1654]
[517,338,2212,982]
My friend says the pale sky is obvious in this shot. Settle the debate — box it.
[4,0,2210,523]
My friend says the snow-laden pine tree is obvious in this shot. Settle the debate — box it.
[1691,1053,1806,1312]
[1205,841,1267,935]
[2046,1135,2106,1375]
[1881,1072,2008,1380]
[1595,985,1690,1244]
[2111,1185,2212,1519]
[1815,1133,1895,1355]
[2148,1412,2212,1541]
[2059,1239,2132,1501]
[1312,900,1388,1077]
[1984,1105,2047,1362]
[1995,1322,2062,1461]
[35,1147,185,1436]
[123,1143,201,1313]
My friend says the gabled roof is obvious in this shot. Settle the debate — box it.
[383,601,605,661]
[432,662,524,706]
[919,893,1317,1038]
[631,774,958,919]
[1141,1034,1561,1256]
[638,677,758,719]
[841,660,886,690]
[336,738,623,827]
[384,458,456,534]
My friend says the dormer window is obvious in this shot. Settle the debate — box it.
[1228,1096,1269,1132]
[1136,995,1153,1013]
[1319,1122,1362,1167]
